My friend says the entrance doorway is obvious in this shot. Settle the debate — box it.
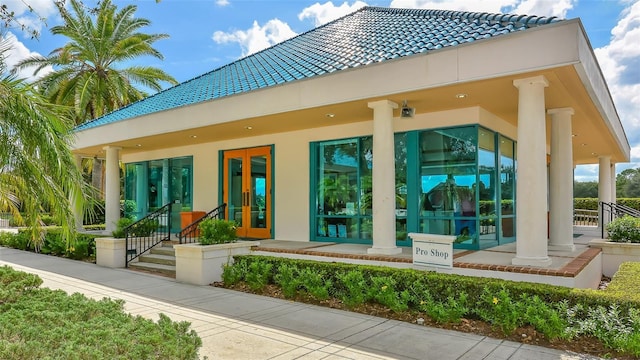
[222,146,272,239]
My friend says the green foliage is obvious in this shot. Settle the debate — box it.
[368,276,410,312]
[0,266,43,304]
[336,270,371,308]
[604,262,640,302]
[573,181,598,198]
[112,217,158,238]
[221,258,248,286]
[297,267,331,300]
[474,286,522,335]
[244,260,273,291]
[131,218,159,237]
[606,215,640,243]
[199,218,237,245]
[222,254,640,357]
[274,264,301,298]
[0,228,99,261]
[0,267,201,359]
[112,217,134,238]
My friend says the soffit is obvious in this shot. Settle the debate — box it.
[74,64,623,165]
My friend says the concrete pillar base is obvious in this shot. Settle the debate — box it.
[367,246,403,255]
[548,244,576,252]
[512,256,552,267]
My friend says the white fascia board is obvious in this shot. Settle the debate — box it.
[573,22,630,161]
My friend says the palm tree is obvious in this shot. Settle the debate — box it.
[0,40,84,250]
[14,0,178,197]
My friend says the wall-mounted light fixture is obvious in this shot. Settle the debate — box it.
[400,100,415,118]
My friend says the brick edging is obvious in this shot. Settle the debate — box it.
[252,246,602,278]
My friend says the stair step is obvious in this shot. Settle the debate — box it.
[151,246,175,256]
[138,253,176,266]
[129,262,175,277]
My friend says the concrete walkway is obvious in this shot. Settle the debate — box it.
[0,247,602,360]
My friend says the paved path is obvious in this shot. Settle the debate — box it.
[0,247,602,360]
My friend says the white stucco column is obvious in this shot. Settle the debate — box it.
[610,163,616,204]
[72,154,84,231]
[599,156,612,231]
[104,146,121,233]
[548,107,575,251]
[598,156,612,204]
[512,75,552,267]
[367,100,401,255]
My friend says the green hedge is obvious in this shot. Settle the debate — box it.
[0,228,105,260]
[574,198,640,211]
[603,262,640,302]
[229,255,638,312]
[222,255,640,356]
[0,266,201,359]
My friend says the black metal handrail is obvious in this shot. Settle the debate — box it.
[125,202,173,267]
[600,201,640,238]
[178,203,227,244]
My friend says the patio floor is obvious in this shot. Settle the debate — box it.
[251,232,603,289]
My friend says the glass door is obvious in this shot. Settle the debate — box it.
[223,146,272,239]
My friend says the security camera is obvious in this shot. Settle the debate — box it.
[400,101,414,118]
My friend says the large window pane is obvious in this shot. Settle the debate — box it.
[500,136,516,240]
[419,126,477,246]
[478,128,497,246]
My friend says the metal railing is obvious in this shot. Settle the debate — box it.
[573,209,599,226]
[178,203,227,244]
[125,203,173,267]
[599,201,640,238]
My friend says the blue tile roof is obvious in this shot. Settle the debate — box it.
[75,6,561,131]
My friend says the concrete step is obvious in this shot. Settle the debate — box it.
[138,253,176,266]
[151,246,175,256]
[129,261,176,277]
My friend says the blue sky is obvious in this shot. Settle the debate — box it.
[2,0,639,181]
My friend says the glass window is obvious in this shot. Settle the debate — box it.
[478,128,497,246]
[124,156,193,232]
[419,126,477,246]
[315,137,372,242]
[500,136,516,239]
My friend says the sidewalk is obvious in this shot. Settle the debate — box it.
[0,247,601,360]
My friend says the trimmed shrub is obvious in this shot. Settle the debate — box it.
[606,215,640,243]
[198,219,237,245]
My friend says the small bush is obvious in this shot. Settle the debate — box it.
[606,215,640,243]
[199,219,237,245]
[112,218,134,238]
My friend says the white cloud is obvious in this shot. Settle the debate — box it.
[216,0,230,6]
[388,0,574,17]
[593,1,640,167]
[212,19,297,57]
[298,1,368,27]
[1,32,52,81]
[2,0,59,37]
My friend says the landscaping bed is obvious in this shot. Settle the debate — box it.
[0,266,201,359]
[217,255,640,360]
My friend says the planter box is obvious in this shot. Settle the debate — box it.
[174,241,258,285]
[589,239,640,277]
[96,237,126,268]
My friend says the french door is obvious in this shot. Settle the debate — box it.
[222,146,272,239]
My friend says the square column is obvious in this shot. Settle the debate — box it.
[548,108,575,251]
[512,76,552,267]
[104,146,121,233]
[367,100,402,255]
